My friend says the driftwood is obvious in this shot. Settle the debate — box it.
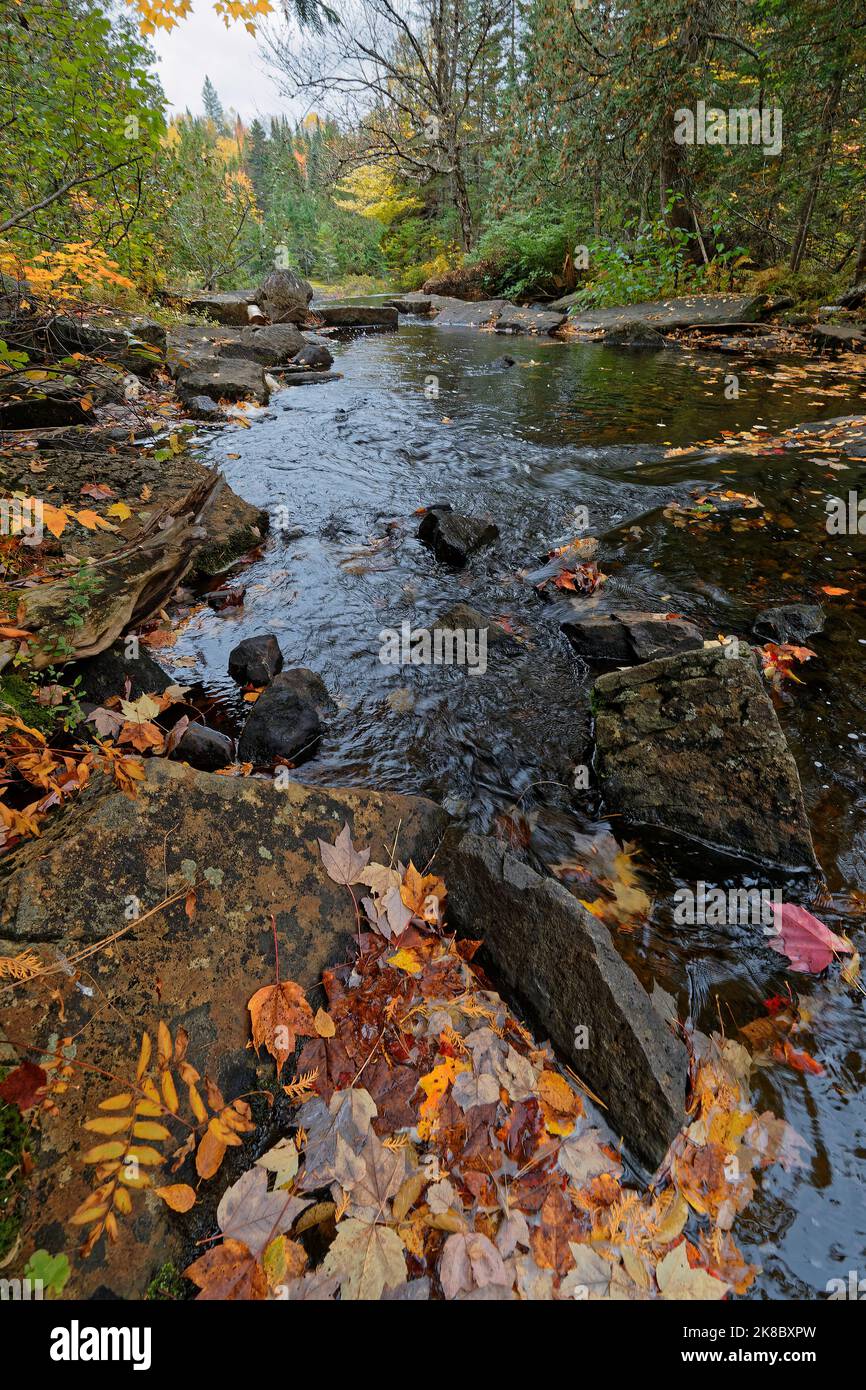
[0,469,225,672]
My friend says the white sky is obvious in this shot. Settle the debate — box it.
[148,7,301,124]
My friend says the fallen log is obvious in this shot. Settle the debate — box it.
[0,469,224,672]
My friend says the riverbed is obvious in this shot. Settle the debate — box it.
[166,319,866,1299]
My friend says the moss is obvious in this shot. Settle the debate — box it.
[146,1260,193,1300]
[192,523,262,578]
[0,1068,30,1261]
[0,672,59,733]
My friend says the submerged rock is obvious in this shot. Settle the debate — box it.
[418,505,499,566]
[562,611,703,664]
[237,668,335,765]
[753,603,825,646]
[228,634,284,685]
[599,320,667,349]
[593,645,818,870]
[0,758,447,1297]
[440,831,687,1170]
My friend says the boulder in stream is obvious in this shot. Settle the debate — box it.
[228,634,284,685]
[593,644,819,870]
[259,269,313,325]
[172,721,235,772]
[439,830,687,1170]
[418,505,499,566]
[291,343,334,369]
[237,668,335,765]
[753,603,825,646]
[562,611,703,664]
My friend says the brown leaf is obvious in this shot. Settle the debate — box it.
[185,1238,267,1300]
[248,979,316,1076]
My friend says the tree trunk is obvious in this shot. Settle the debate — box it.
[658,130,702,265]
[453,162,473,250]
[790,71,844,272]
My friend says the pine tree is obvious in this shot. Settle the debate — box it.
[201,75,224,131]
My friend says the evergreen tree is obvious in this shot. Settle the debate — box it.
[201,75,225,131]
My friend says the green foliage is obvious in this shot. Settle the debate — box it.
[0,1068,30,1261]
[146,1260,192,1300]
[470,210,578,299]
[23,1249,71,1298]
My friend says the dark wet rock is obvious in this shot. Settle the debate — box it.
[172,721,234,772]
[562,611,703,664]
[810,323,865,353]
[550,291,766,325]
[439,830,687,1170]
[316,304,398,329]
[275,370,342,387]
[237,668,334,765]
[259,269,313,325]
[418,505,499,566]
[183,394,223,420]
[433,603,516,652]
[180,290,257,325]
[0,384,90,430]
[0,757,448,1296]
[206,586,246,612]
[176,358,268,405]
[753,604,825,647]
[593,645,818,870]
[490,355,516,369]
[495,305,566,335]
[599,319,667,349]
[291,343,334,369]
[0,444,265,579]
[228,634,284,685]
[74,642,171,705]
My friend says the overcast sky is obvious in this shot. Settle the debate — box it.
[149,8,300,124]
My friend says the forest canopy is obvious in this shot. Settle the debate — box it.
[2,0,865,305]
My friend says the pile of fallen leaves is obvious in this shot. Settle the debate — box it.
[177,827,810,1301]
[0,712,144,851]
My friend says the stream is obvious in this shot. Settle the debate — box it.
[167,316,866,1299]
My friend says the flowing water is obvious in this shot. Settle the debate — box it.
[169,317,866,1298]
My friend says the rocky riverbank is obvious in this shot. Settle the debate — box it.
[0,282,860,1300]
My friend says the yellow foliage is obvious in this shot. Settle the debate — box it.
[336,165,422,226]
[0,239,134,305]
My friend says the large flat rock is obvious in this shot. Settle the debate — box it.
[593,645,818,870]
[177,290,257,325]
[316,304,398,328]
[495,304,566,335]
[0,760,448,1297]
[550,292,766,328]
[439,832,687,1170]
[429,297,511,328]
